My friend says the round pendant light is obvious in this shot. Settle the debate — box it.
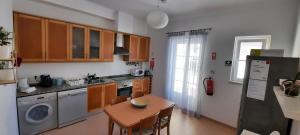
[147,0,169,29]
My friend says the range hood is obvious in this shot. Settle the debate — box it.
[114,33,129,55]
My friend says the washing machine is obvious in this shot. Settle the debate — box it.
[17,92,57,135]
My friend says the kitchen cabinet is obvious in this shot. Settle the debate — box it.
[103,83,117,106]
[101,30,115,61]
[123,35,150,62]
[70,24,88,61]
[143,77,150,95]
[14,13,46,62]
[133,77,151,94]
[14,12,150,63]
[124,35,139,61]
[87,83,117,112]
[87,28,101,61]
[138,37,150,61]
[46,19,70,62]
[87,84,103,112]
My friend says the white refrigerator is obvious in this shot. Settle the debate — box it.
[0,83,19,135]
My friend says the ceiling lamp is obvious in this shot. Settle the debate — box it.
[147,0,169,29]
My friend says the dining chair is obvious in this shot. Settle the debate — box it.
[131,112,159,135]
[157,104,175,135]
[111,96,128,135]
[131,91,144,99]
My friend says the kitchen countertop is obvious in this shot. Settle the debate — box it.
[17,74,152,98]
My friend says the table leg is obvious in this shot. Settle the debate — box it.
[127,127,132,135]
[108,118,113,135]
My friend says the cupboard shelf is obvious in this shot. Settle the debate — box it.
[0,80,16,85]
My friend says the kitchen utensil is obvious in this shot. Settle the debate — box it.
[39,75,53,87]
[18,78,29,91]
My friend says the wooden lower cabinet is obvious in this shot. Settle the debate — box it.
[103,83,117,106]
[132,77,151,95]
[143,77,150,95]
[87,83,117,112]
[87,84,103,112]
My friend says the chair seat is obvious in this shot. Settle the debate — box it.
[132,128,154,135]
[160,117,169,127]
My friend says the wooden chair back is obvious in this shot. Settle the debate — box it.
[131,91,144,99]
[159,104,175,119]
[111,96,127,105]
[139,112,159,135]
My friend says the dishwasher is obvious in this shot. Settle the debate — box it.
[58,88,87,128]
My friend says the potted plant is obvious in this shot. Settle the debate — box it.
[284,72,300,97]
[0,26,13,59]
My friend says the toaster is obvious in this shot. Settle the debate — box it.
[130,69,144,77]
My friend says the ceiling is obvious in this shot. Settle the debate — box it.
[88,0,274,18]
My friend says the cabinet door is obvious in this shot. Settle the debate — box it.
[87,85,103,112]
[138,37,150,61]
[101,30,114,61]
[133,79,143,93]
[143,77,150,95]
[103,83,117,106]
[14,13,46,62]
[88,28,101,61]
[129,35,139,61]
[70,24,87,61]
[46,20,69,62]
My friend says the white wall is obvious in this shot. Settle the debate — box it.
[147,27,169,97]
[116,11,148,36]
[13,0,115,30]
[168,0,299,127]
[0,0,19,134]
[293,3,300,58]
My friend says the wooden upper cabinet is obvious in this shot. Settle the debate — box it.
[87,28,101,61]
[126,35,139,61]
[101,30,115,61]
[46,20,69,62]
[70,24,88,61]
[87,85,103,112]
[123,35,150,62]
[14,13,46,62]
[103,83,117,106]
[138,37,150,61]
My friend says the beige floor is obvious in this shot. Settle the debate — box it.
[42,109,236,135]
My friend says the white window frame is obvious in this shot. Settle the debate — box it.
[230,35,271,83]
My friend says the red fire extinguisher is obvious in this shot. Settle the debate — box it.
[203,77,214,96]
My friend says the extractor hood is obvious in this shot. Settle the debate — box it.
[114,33,129,55]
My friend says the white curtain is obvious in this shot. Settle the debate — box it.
[166,31,207,117]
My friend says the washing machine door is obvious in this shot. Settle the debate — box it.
[25,103,53,124]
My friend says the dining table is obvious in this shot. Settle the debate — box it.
[104,95,175,135]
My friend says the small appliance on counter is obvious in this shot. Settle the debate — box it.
[130,68,144,77]
[39,75,53,87]
[18,78,37,93]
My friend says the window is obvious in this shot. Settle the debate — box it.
[230,35,271,83]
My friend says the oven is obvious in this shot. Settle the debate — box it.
[113,78,133,97]
[117,86,132,97]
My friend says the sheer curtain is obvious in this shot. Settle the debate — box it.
[166,30,207,117]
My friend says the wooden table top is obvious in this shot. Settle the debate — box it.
[104,95,175,128]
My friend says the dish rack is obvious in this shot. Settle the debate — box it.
[65,78,85,86]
